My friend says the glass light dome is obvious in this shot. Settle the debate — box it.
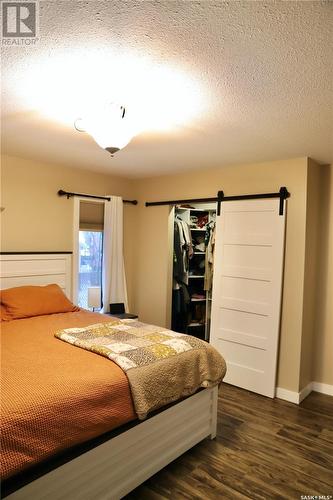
[82,103,133,154]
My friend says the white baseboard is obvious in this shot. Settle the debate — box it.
[275,387,300,404]
[276,381,333,404]
[312,381,333,396]
[298,383,313,403]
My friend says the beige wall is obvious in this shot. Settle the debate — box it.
[0,154,136,310]
[134,158,309,393]
[312,164,333,386]
[1,154,331,390]
[299,159,322,390]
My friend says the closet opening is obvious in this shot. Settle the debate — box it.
[170,202,217,342]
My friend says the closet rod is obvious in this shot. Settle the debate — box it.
[58,190,138,205]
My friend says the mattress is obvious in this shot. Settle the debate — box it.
[0,310,136,480]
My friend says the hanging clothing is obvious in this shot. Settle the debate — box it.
[102,196,128,313]
[173,221,184,286]
[171,283,191,333]
[172,215,192,333]
[204,222,216,291]
[182,220,193,259]
[173,216,193,287]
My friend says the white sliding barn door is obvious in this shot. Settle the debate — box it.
[210,199,286,398]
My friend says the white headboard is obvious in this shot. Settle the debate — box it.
[0,253,72,299]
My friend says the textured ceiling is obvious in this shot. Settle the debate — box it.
[1,0,333,178]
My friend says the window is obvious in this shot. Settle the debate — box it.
[74,198,105,308]
[78,230,103,309]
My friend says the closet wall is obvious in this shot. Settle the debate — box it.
[133,157,323,394]
[311,163,333,387]
[299,160,322,391]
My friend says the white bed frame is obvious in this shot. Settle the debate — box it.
[0,253,72,297]
[1,253,218,500]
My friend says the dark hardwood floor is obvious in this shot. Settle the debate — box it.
[125,383,333,499]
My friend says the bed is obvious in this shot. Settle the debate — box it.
[0,253,225,499]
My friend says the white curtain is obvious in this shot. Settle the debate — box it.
[102,196,128,313]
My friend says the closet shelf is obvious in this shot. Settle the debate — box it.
[193,252,205,255]
[191,208,215,212]
[191,298,206,302]
[188,322,204,327]
[189,275,205,279]
[176,207,215,213]
[190,228,206,231]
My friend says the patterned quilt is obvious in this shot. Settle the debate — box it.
[55,319,226,419]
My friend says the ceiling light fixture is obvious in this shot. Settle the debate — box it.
[75,103,134,156]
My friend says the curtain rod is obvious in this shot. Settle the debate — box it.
[58,190,138,205]
[145,187,290,215]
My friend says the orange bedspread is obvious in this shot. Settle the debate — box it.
[0,311,136,479]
